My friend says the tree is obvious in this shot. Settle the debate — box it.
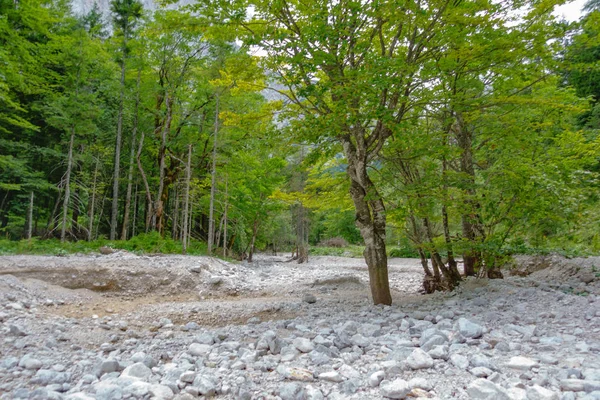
[109,0,143,240]
[200,0,570,304]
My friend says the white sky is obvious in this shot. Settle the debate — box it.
[554,0,586,21]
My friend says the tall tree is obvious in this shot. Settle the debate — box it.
[109,0,143,240]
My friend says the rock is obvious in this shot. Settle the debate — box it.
[9,325,27,336]
[305,385,324,400]
[408,377,433,391]
[380,379,410,399]
[19,356,42,370]
[193,375,217,396]
[470,367,494,377]
[309,351,330,366]
[526,385,559,400]
[196,333,215,345]
[94,382,122,400]
[318,371,344,383]
[179,371,196,384]
[121,362,152,380]
[188,343,212,356]
[506,356,538,371]
[279,382,305,400]
[293,337,315,353]
[277,366,314,382]
[303,294,317,304]
[65,394,95,400]
[450,354,469,370]
[351,333,371,347]
[99,246,115,254]
[457,318,484,339]
[369,371,385,387]
[467,378,511,400]
[95,359,120,377]
[428,345,449,360]
[149,384,174,400]
[406,348,434,370]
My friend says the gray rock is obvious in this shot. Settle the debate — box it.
[351,333,371,348]
[196,333,215,345]
[123,381,150,397]
[149,384,174,400]
[471,354,494,370]
[380,379,410,399]
[193,375,217,396]
[408,377,433,391]
[526,385,559,400]
[428,345,449,360]
[305,385,324,400]
[457,318,484,339]
[189,343,212,356]
[279,382,306,400]
[318,371,344,383]
[467,378,511,400]
[121,362,152,380]
[180,371,196,384]
[406,348,434,370]
[506,356,538,371]
[309,351,330,366]
[31,369,68,385]
[95,359,120,377]
[94,382,123,400]
[470,367,494,377]
[369,371,385,387]
[9,324,27,336]
[303,294,317,304]
[450,354,469,370]
[19,356,42,370]
[65,394,95,400]
[293,337,314,353]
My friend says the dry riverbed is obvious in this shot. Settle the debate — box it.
[0,252,599,399]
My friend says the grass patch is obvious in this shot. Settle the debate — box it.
[0,232,208,256]
[309,245,364,258]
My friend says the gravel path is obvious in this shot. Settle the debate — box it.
[0,252,599,399]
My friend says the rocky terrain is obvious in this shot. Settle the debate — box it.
[0,252,599,400]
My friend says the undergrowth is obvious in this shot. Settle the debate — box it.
[0,232,207,256]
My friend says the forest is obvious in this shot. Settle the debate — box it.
[1,0,599,304]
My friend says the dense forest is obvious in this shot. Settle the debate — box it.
[1,0,599,303]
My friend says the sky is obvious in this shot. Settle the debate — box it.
[554,0,587,21]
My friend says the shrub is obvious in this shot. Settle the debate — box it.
[319,237,348,248]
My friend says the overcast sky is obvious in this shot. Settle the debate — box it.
[554,0,586,21]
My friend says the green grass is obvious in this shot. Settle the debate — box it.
[0,232,208,256]
[309,245,365,258]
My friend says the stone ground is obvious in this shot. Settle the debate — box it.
[0,252,599,400]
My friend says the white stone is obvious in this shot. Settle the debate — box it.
[380,379,410,399]
[467,378,511,400]
[526,384,559,400]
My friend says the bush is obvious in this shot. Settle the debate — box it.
[319,237,349,248]
[388,246,420,258]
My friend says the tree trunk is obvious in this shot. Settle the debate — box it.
[223,178,228,258]
[61,125,76,242]
[156,95,173,235]
[182,144,192,254]
[111,55,127,240]
[208,94,219,255]
[88,159,99,241]
[343,138,392,306]
[132,182,138,238]
[247,218,259,263]
[136,128,154,231]
[120,69,141,240]
[455,112,486,277]
[27,191,34,240]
